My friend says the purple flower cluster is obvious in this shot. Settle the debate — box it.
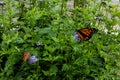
[36,42,43,47]
[94,17,102,21]
[28,55,38,64]
[0,2,6,5]
[73,32,80,42]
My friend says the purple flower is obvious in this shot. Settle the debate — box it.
[28,55,38,63]
[94,17,102,21]
[74,32,80,42]
[0,2,6,5]
[36,42,44,47]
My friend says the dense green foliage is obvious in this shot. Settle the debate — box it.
[0,0,120,80]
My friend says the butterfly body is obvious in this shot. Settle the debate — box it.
[76,28,98,41]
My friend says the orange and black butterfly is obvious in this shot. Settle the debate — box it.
[74,28,98,41]
[22,51,31,62]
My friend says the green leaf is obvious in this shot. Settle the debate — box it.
[51,37,60,43]
[49,65,58,76]
[45,45,56,53]
[62,64,71,71]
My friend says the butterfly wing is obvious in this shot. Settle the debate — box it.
[22,51,31,62]
[77,28,98,40]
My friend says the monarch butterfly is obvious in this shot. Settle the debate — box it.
[22,51,31,62]
[74,28,98,41]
